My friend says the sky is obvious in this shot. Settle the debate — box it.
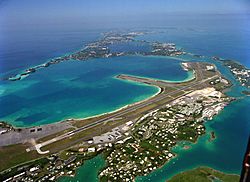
[0,0,249,19]
[0,0,249,30]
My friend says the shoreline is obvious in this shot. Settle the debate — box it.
[167,166,240,182]
[67,84,162,122]
[136,97,238,182]
[59,96,236,182]
[1,53,196,129]
[99,85,233,181]
[1,80,162,129]
[1,58,194,129]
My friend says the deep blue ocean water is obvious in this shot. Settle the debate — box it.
[0,13,250,181]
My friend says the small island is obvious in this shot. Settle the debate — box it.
[208,131,216,142]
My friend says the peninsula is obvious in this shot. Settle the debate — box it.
[212,57,250,89]
[168,167,240,182]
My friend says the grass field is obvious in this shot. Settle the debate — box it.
[0,144,41,172]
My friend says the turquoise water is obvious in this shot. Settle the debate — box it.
[136,96,250,182]
[135,49,250,181]
[58,155,106,182]
[0,56,191,127]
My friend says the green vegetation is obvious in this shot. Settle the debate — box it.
[168,167,240,182]
[99,85,231,181]
[140,141,159,151]
[0,158,49,181]
[0,144,41,172]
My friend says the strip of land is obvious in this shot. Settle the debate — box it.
[212,57,250,89]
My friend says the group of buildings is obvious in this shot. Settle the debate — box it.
[98,87,231,181]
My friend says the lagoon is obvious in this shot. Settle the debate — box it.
[58,155,105,182]
[0,56,192,127]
